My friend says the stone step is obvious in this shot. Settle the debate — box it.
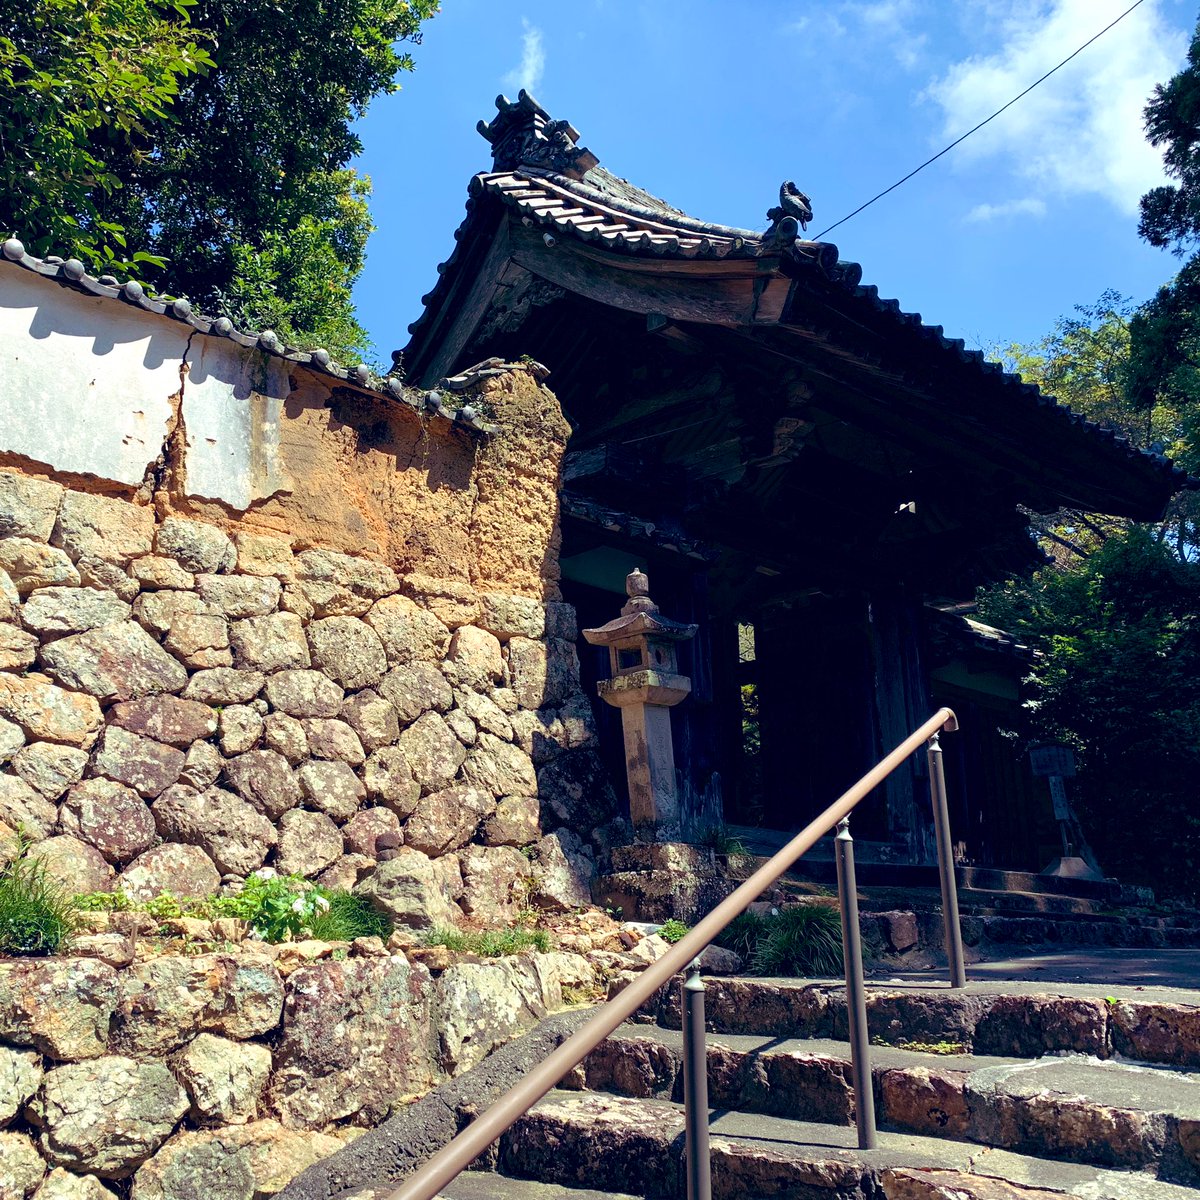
[501,1089,1200,1199]
[346,1174,640,1200]
[637,976,1200,1069]
[864,903,1200,951]
[578,1025,1200,1178]
[441,1172,641,1200]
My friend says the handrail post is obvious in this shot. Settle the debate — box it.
[682,957,712,1200]
[928,732,967,988]
[835,817,877,1150]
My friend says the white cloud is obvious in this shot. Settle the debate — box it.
[783,1,925,69]
[855,0,928,67]
[923,0,1187,216]
[503,19,546,95]
[965,196,1048,222]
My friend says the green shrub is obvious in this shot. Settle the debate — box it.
[749,904,843,977]
[714,910,769,963]
[658,918,689,944]
[308,891,392,942]
[422,925,551,956]
[714,904,844,978]
[0,848,75,956]
[207,874,327,942]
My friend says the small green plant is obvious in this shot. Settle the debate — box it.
[75,891,132,912]
[872,1036,966,1056]
[142,892,189,923]
[208,874,329,942]
[71,877,388,944]
[308,891,392,942]
[714,910,770,963]
[0,844,76,956]
[714,904,844,978]
[697,825,748,857]
[422,926,552,956]
[658,919,689,944]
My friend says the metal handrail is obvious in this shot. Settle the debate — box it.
[385,706,961,1200]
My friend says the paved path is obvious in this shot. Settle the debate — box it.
[871,946,1200,993]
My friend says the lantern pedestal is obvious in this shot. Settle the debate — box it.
[583,570,697,843]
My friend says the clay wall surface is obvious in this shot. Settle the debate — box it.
[0,277,570,594]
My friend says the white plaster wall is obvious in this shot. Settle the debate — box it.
[0,268,291,509]
[185,336,292,510]
[0,271,184,485]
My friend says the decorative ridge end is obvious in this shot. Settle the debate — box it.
[478,90,599,178]
[765,181,814,244]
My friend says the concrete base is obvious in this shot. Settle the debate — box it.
[1041,855,1107,882]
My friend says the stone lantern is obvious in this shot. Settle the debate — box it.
[583,569,697,841]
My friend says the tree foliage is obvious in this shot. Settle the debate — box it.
[1,0,438,361]
[1130,14,1200,485]
[0,0,214,272]
[979,528,1200,901]
[980,285,1200,897]
[1140,15,1200,254]
[1001,294,1196,564]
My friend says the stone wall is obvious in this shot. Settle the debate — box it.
[0,280,630,1195]
[0,469,610,911]
[0,351,617,917]
[0,939,597,1197]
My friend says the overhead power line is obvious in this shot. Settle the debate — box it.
[812,0,1150,241]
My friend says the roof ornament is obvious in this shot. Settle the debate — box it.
[764,181,814,246]
[478,90,599,178]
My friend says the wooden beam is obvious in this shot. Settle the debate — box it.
[508,223,761,325]
[418,220,512,386]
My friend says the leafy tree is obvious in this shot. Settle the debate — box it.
[979,292,1200,898]
[1,0,438,360]
[1130,14,1200,482]
[1001,294,1195,563]
[0,0,214,271]
[979,528,1200,901]
[1140,15,1200,254]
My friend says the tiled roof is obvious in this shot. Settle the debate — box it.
[1,236,498,437]
[408,92,1191,494]
[928,606,1038,663]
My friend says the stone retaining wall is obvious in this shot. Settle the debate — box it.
[0,940,597,1197]
[0,287,631,1196]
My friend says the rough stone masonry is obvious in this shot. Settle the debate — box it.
[0,263,630,1195]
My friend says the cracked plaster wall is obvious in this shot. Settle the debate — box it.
[0,275,571,599]
[0,271,183,487]
[0,276,291,513]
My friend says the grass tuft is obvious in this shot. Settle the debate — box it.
[0,846,76,956]
[308,891,393,942]
[422,925,551,956]
[714,904,844,978]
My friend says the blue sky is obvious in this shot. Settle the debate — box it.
[352,0,1197,365]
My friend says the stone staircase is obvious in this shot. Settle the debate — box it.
[434,973,1200,1200]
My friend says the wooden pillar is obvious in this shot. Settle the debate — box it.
[868,592,934,863]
